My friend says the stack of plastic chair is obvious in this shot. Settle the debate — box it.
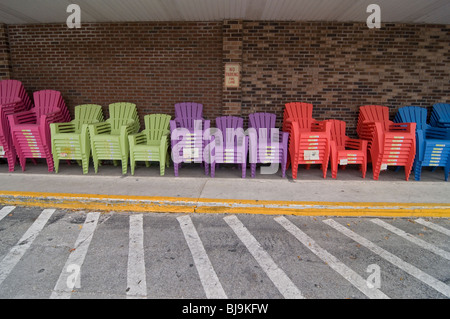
[129,113,171,176]
[0,80,32,171]
[248,112,289,178]
[395,106,450,181]
[328,119,368,179]
[288,119,331,179]
[8,90,70,172]
[50,104,104,174]
[356,105,393,152]
[357,105,417,180]
[209,115,248,178]
[370,121,416,180]
[170,117,210,176]
[170,102,209,176]
[89,102,140,174]
[430,103,450,128]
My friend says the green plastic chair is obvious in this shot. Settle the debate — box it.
[50,104,104,174]
[89,102,140,174]
[129,114,171,175]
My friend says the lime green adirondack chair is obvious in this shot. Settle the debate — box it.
[50,104,104,174]
[89,102,140,174]
[129,114,171,175]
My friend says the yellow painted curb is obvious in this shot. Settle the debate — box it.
[0,190,449,217]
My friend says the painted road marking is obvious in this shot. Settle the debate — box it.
[323,219,450,298]
[371,218,450,261]
[415,218,450,237]
[177,215,227,299]
[0,208,55,287]
[0,206,15,222]
[224,215,304,299]
[275,216,389,299]
[127,214,147,299]
[50,212,100,299]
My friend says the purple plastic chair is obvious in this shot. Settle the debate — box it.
[248,112,289,178]
[209,116,248,178]
[175,102,203,119]
[170,117,210,176]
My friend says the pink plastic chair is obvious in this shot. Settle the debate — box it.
[8,90,70,172]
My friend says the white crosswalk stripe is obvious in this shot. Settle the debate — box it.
[275,216,389,299]
[323,218,450,298]
[0,205,449,299]
[415,218,450,237]
[50,212,100,299]
[127,214,147,299]
[0,206,15,222]
[224,215,304,299]
[0,208,55,287]
[177,215,227,299]
[371,218,450,260]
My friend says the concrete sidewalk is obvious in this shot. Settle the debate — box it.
[0,160,449,217]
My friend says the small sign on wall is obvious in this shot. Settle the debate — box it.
[225,63,240,88]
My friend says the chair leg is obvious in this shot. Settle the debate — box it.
[54,157,60,173]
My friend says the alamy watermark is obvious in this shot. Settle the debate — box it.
[66,4,381,29]
[366,264,381,289]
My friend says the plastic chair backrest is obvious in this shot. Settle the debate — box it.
[108,102,139,132]
[284,102,313,120]
[175,102,203,119]
[0,79,32,109]
[73,104,104,131]
[359,105,390,122]
[432,103,450,122]
[215,115,244,147]
[144,114,171,141]
[396,106,427,130]
[249,112,277,142]
[33,90,64,117]
[328,119,347,148]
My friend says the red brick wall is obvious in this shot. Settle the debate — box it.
[5,21,450,136]
[7,22,223,123]
[241,21,450,135]
[0,24,11,80]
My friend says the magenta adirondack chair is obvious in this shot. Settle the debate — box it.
[209,116,248,178]
[0,79,33,110]
[175,102,203,119]
[0,80,32,171]
[248,112,289,178]
[8,90,70,172]
[0,98,28,171]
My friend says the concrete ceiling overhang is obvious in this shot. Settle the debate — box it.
[0,0,449,25]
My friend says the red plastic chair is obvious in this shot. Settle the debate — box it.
[288,120,331,179]
[282,102,315,134]
[328,119,367,179]
[8,90,70,172]
[370,122,416,180]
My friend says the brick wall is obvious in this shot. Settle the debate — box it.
[7,22,223,123]
[5,21,450,136]
[0,24,11,80]
[241,21,450,135]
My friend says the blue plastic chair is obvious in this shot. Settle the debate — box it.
[430,103,450,128]
[395,106,450,181]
